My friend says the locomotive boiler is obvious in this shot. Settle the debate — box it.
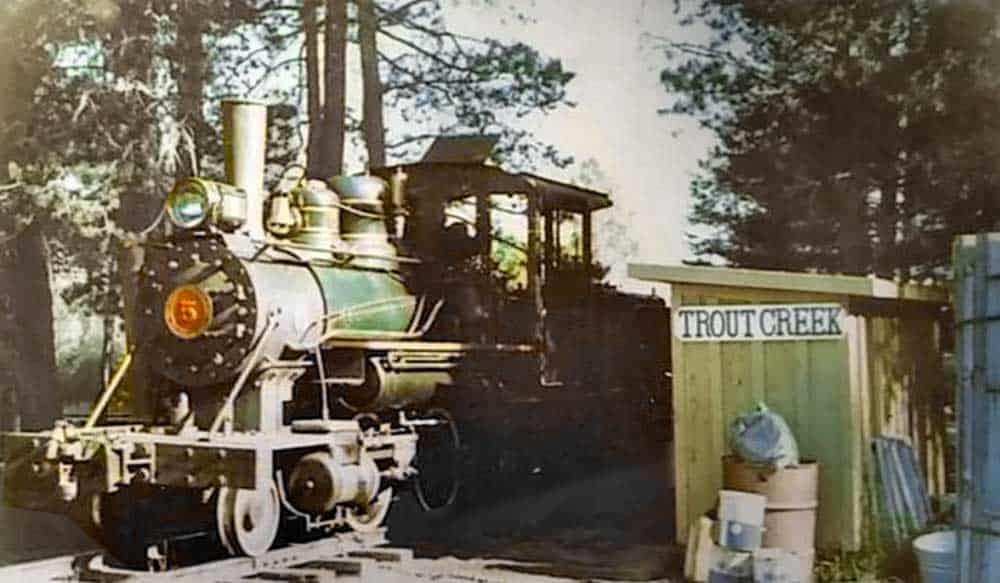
[2,99,671,569]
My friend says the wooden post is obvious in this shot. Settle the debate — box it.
[475,191,491,272]
[527,190,540,302]
[582,211,593,279]
[543,209,554,278]
[553,210,561,269]
[526,187,552,383]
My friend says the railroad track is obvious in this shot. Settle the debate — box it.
[0,530,419,582]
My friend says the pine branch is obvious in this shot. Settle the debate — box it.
[378,28,477,74]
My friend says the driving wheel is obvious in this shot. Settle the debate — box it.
[414,407,461,511]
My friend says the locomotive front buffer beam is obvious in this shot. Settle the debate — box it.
[2,417,419,544]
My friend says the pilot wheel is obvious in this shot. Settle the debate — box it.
[345,487,394,532]
[216,482,282,557]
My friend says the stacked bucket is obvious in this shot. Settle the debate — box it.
[709,490,767,582]
[686,461,818,582]
[686,405,818,582]
[724,456,819,576]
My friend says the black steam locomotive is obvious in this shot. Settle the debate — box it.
[2,100,669,567]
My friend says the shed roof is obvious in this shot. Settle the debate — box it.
[628,263,948,303]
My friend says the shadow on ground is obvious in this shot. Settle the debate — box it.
[0,459,682,581]
[388,459,682,581]
[0,467,96,566]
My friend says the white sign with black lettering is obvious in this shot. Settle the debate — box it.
[674,303,846,342]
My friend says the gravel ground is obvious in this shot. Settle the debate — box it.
[389,459,682,581]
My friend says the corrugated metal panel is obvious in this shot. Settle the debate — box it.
[954,233,1000,583]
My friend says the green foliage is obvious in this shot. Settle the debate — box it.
[814,549,882,581]
[491,226,527,290]
[0,0,575,407]
[660,0,1000,279]
[0,0,303,405]
[1,0,301,307]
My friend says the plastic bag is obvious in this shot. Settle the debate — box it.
[728,403,799,469]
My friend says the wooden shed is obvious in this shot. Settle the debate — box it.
[628,264,950,551]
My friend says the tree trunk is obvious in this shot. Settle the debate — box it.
[359,0,386,168]
[113,0,161,232]
[0,3,61,431]
[105,0,160,420]
[11,220,60,430]
[174,0,206,179]
[316,0,347,179]
[875,170,898,278]
[837,180,868,275]
[303,0,324,178]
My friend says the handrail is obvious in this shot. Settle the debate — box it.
[84,350,134,430]
[207,315,279,437]
[313,344,331,421]
[296,296,418,345]
[407,295,426,334]
[308,299,445,346]
[252,238,422,265]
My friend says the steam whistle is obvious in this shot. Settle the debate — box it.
[390,166,409,239]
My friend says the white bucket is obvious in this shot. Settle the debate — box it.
[708,546,753,583]
[913,530,956,583]
[753,548,812,583]
[719,490,767,524]
[718,490,767,551]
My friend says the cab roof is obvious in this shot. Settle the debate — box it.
[372,162,612,213]
[371,135,612,213]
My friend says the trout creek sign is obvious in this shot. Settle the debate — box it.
[674,303,846,342]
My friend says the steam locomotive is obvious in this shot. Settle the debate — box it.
[2,100,669,567]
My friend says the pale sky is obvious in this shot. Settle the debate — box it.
[332,1,715,290]
[443,0,715,289]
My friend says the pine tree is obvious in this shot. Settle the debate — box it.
[661,0,1000,279]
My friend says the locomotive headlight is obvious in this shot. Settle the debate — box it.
[164,285,213,339]
[166,180,213,229]
[166,178,247,231]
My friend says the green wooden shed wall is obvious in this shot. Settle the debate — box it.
[629,264,949,551]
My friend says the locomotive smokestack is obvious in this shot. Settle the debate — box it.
[223,99,268,239]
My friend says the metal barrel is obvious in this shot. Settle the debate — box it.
[223,99,268,239]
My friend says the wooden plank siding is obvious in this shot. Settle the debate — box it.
[865,316,948,496]
[663,277,948,552]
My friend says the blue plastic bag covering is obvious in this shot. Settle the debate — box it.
[729,403,799,469]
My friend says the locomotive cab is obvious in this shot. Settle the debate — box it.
[373,137,612,381]
[373,137,670,465]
